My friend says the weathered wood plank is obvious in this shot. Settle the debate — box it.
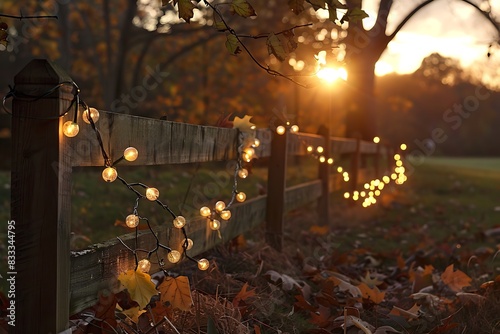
[69,179,322,315]
[11,59,73,333]
[71,112,236,166]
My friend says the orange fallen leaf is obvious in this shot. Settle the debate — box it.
[233,282,256,307]
[389,303,420,320]
[357,282,385,304]
[441,264,471,292]
[294,294,317,312]
[158,276,193,311]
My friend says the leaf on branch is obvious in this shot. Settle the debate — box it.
[225,34,242,55]
[283,30,298,53]
[174,0,197,23]
[158,276,193,311]
[213,12,228,31]
[267,33,287,61]
[118,269,158,309]
[340,7,369,24]
[441,264,472,292]
[231,0,257,18]
[233,115,255,133]
[306,0,326,11]
[288,0,305,15]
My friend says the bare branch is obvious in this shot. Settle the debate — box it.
[0,13,57,20]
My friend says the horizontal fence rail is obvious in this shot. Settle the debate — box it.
[10,59,395,333]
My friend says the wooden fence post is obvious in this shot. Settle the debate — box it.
[265,129,288,251]
[317,125,330,227]
[11,59,73,333]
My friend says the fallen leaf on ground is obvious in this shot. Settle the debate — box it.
[158,276,193,311]
[441,264,472,292]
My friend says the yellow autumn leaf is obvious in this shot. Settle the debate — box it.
[441,264,472,292]
[118,269,158,309]
[120,306,147,323]
[233,115,255,134]
[158,276,193,311]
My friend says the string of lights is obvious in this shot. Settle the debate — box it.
[270,122,408,207]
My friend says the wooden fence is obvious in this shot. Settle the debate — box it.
[10,59,393,333]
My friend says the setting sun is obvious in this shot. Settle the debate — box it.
[375,61,394,77]
[317,67,348,83]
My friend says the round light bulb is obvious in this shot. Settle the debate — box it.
[220,210,231,220]
[200,206,211,217]
[215,201,226,212]
[209,219,221,230]
[242,153,252,162]
[185,238,194,250]
[145,188,159,201]
[82,107,99,124]
[337,166,343,173]
[125,214,139,228]
[102,167,117,182]
[236,192,246,202]
[276,126,286,135]
[344,192,350,199]
[244,147,255,157]
[198,258,210,271]
[327,158,334,164]
[316,146,324,153]
[400,143,407,151]
[319,156,326,163]
[373,136,380,144]
[252,138,260,148]
[238,168,249,179]
[290,125,299,133]
[167,250,182,263]
[137,259,151,273]
[62,121,79,137]
[123,147,138,162]
[173,215,186,228]
[307,146,313,152]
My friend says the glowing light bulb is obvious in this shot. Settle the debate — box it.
[319,156,326,163]
[185,238,194,250]
[220,210,231,220]
[327,158,334,164]
[236,192,246,202]
[360,191,366,197]
[317,146,324,153]
[63,121,79,137]
[375,190,381,196]
[198,258,210,271]
[307,146,313,152]
[146,188,159,201]
[373,136,380,144]
[102,167,118,182]
[82,107,99,124]
[276,126,286,135]
[238,168,249,179]
[364,183,370,190]
[252,138,260,148]
[200,206,211,217]
[337,166,343,173]
[123,147,138,162]
[244,147,255,157]
[215,201,226,212]
[173,216,186,228]
[394,154,401,161]
[242,152,252,162]
[383,176,390,184]
[378,183,385,190]
[137,259,151,273]
[400,143,407,151]
[126,214,139,228]
[290,125,299,133]
[209,219,221,230]
[167,250,181,263]
[344,192,350,199]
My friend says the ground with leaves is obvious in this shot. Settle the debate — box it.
[2,158,500,333]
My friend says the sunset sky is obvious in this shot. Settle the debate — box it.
[362,0,500,76]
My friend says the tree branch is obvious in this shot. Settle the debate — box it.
[372,0,393,34]
[236,23,313,39]
[0,13,57,20]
